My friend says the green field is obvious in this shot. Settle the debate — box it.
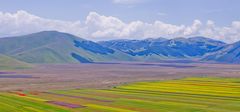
[1,77,240,112]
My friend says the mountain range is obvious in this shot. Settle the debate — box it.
[99,37,225,58]
[0,31,239,64]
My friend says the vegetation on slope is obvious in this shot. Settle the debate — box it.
[0,54,32,70]
[0,31,134,63]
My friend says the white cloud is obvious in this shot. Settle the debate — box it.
[0,10,87,38]
[0,10,240,43]
[183,20,202,36]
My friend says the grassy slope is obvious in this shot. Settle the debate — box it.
[0,54,32,70]
[12,38,135,63]
[1,77,240,112]
[0,31,134,63]
[0,31,84,63]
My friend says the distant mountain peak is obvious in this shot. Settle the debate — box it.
[28,30,83,40]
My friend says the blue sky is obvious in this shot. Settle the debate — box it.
[0,0,240,42]
[1,0,239,25]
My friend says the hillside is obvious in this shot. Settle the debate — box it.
[0,31,134,63]
[202,41,240,63]
[0,54,32,70]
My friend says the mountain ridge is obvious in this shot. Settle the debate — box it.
[0,31,238,64]
[202,40,240,63]
[99,36,226,58]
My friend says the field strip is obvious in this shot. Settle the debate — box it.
[0,101,22,111]
[86,104,137,112]
[109,88,240,101]
[130,82,240,89]
[52,90,115,103]
[0,94,70,112]
[118,85,240,95]
[43,92,113,102]
[117,85,240,95]
[23,107,43,112]
[99,89,232,103]
[12,94,49,102]
[69,89,225,106]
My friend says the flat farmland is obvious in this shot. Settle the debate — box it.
[1,62,240,91]
[1,77,240,112]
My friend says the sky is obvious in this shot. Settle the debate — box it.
[0,0,240,43]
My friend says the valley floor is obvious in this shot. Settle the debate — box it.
[0,62,240,91]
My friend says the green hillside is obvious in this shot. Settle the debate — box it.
[0,54,32,70]
[0,31,134,63]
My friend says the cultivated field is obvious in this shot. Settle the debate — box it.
[1,77,240,112]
